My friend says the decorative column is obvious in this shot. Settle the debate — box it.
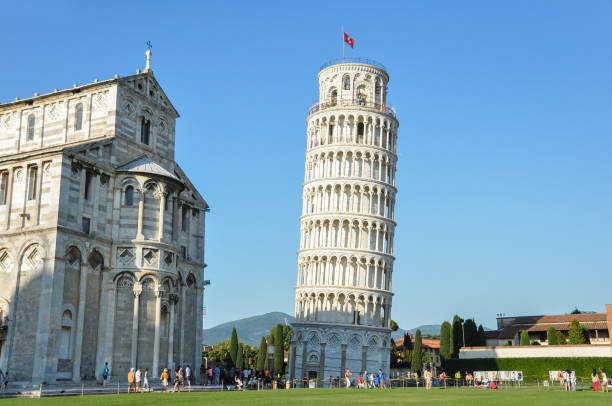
[179,284,186,364]
[157,190,166,241]
[102,280,117,378]
[167,294,177,371]
[152,284,163,377]
[131,282,143,368]
[72,260,88,382]
[136,188,145,239]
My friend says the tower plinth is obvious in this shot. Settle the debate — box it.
[290,59,399,385]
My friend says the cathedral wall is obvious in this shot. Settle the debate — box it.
[0,85,118,155]
[113,81,176,167]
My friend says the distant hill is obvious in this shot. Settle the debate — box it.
[391,324,441,340]
[203,312,294,346]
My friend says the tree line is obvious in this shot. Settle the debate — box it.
[202,324,292,376]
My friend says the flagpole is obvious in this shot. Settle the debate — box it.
[342,25,345,59]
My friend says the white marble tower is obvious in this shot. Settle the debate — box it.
[290,58,399,385]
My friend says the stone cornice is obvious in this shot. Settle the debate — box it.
[296,247,395,261]
[302,178,397,194]
[299,212,397,227]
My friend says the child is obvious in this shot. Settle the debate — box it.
[161,368,169,392]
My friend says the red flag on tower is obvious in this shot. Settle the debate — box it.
[343,32,355,48]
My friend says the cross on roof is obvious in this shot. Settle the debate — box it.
[146,40,153,51]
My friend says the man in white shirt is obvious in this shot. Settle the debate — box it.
[135,367,142,393]
[185,365,192,388]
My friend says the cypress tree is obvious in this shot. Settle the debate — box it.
[274,323,284,374]
[463,319,478,346]
[477,325,486,346]
[439,321,452,361]
[229,327,238,367]
[547,327,559,345]
[451,315,463,357]
[236,343,245,369]
[519,330,530,345]
[411,329,422,372]
[402,333,413,368]
[256,336,267,373]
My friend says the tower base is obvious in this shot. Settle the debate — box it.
[289,322,391,387]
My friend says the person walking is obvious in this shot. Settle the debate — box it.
[102,363,110,386]
[200,364,206,386]
[214,365,220,385]
[2,371,8,390]
[592,369,600,392]
[185,365,192,389]
[570,370,576,392]
[135,367,142,393]
[345,369,351,389]
[424,368,432,391]
[207,366,213,385]
[600,369,608,393]
[161,368,169,392]
[127,368,136,393]
[173,366,183,392]
[143,368,150,392]
[378,369,386,389]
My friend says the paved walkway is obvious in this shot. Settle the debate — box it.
[0,383,225,399]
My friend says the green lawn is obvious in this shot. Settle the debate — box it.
[3,388,611,406]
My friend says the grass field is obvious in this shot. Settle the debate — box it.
[2,388,611,406]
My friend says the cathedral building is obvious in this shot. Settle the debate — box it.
[290,58,398,383]
[0,51,208,384]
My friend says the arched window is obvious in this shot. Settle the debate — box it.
[59,309,73,359]
[375,82,381,105]
[140,117,150,145]
[75,103,83,131]
[343,75,350,90]
[124,186,134,206]
[330,89,337,106]
[357,123,364,143]
[27,114,35,140]
[357,86,367,106]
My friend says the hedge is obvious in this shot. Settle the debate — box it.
[444,357,612,381]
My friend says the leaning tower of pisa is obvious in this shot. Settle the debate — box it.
[290,58,399,385]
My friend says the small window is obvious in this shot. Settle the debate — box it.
[0,171,8,205]
[140,117,150,145]
[27,166,37,200]
[27,115,35,140]
[82,217,91,234]
[75,103,83,131]
[181,205,189,231]
[343,75,350,90]
[180,246,187,259]
[124,186,134,206]
[330,90,337,106]
[84,171,92,200]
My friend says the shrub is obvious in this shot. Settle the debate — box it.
[519,331,530,346]
[547,327,559,345]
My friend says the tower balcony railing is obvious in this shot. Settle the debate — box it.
[308,98,397,119]
[320,58,387,72]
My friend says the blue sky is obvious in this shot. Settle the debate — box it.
[2,1,610,331]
